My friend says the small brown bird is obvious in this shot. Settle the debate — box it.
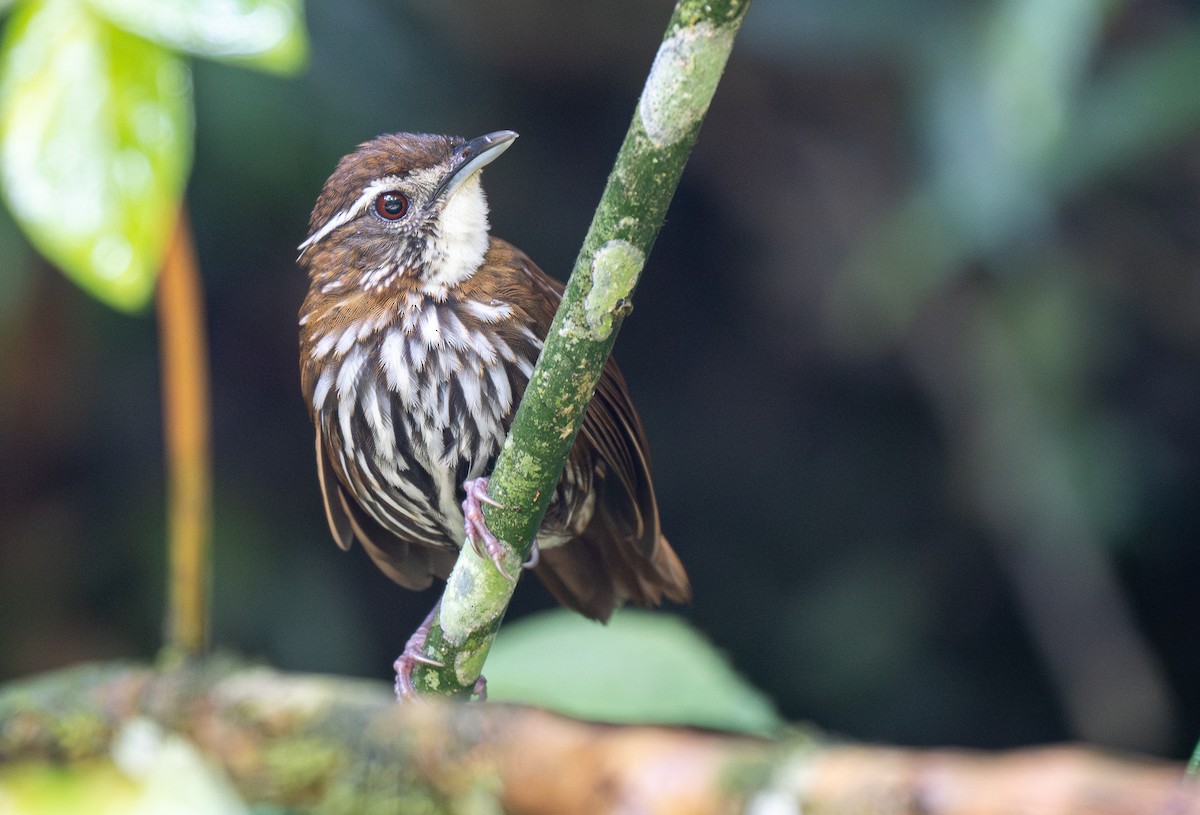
[298,131,690,697]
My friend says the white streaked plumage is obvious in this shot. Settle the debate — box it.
[464,299,512,323]
[335,322,360,356]
[335,344,367,398]
[380,328,413,399]
[418,304,442,346]
[487,363,512,413]
[469,329,498,365]
[439,307,469,350]
[312,367,334,411]
[335,345,367,449]
[458,366,483,417]
[312,331,338,360]
[408,335,427,371]
[360,378,394,459]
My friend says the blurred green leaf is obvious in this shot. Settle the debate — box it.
[111,717,251,814]
[0,203,32,326]
[484,609,782,735]
[923,0,1107,250]
[84,0,307,74]
[0,718,251,814]
[0,0,192,312]
[1061,24,1200,189]
[0,761,143,815]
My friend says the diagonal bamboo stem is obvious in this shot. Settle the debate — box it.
[411,0,751,696]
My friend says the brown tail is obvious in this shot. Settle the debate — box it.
[535,533,691,623]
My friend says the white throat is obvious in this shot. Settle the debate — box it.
[421,173,490,296]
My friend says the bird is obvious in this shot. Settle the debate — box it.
[298,131,690,698]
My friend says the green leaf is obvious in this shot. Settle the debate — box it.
[483,609,782,735]
[1059,24,1200,190]
[0,0,192,312]
[0,719,251,814]
[84,0,307,74]
[0,761,144,814]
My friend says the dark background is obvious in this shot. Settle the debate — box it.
[3,0,1200,757]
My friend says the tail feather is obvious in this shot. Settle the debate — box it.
[534,531,691,623]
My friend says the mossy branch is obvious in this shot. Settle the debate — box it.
[411,0,751,696]
[2,660,1193,814]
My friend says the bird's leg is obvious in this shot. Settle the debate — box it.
[393,601,445,700]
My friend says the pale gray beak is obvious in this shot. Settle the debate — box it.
[433,130,518,201]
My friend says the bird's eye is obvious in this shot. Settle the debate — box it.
[374,192,409,221]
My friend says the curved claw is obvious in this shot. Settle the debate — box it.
[394,603,444,701]
[484,537,541,582]
[523,539,540,570]
[490,548,515,582]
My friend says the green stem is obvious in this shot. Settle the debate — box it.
[412,0,751,696]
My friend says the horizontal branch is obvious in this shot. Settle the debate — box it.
[2,661,1194,814]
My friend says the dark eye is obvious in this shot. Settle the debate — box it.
[374,191,409,221]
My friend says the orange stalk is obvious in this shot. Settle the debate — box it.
[156,208,212,656]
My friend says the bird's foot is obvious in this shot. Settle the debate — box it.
[462,476,526,581]
[462,477,541,580]
[393,602,488,701]
[394,603,444,701]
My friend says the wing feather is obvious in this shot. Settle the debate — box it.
[315,427,353,551]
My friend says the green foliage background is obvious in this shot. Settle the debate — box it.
[2,0,1200,758]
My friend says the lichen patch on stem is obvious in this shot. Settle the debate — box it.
[585,239,644,340]
[638,21,736,148]
[454,648,486,689]
[440,556,506,646]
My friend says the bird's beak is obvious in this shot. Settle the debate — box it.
[433,130,518,201]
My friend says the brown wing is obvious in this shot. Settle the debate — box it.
[315,428,353,551]
[585,359,659,552]
[485,239,691,621]
[535,357,692,621]
[314,423,457,590]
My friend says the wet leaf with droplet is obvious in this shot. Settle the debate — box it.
[0,0,192,311]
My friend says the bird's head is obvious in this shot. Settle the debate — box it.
[300,130,517,298]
